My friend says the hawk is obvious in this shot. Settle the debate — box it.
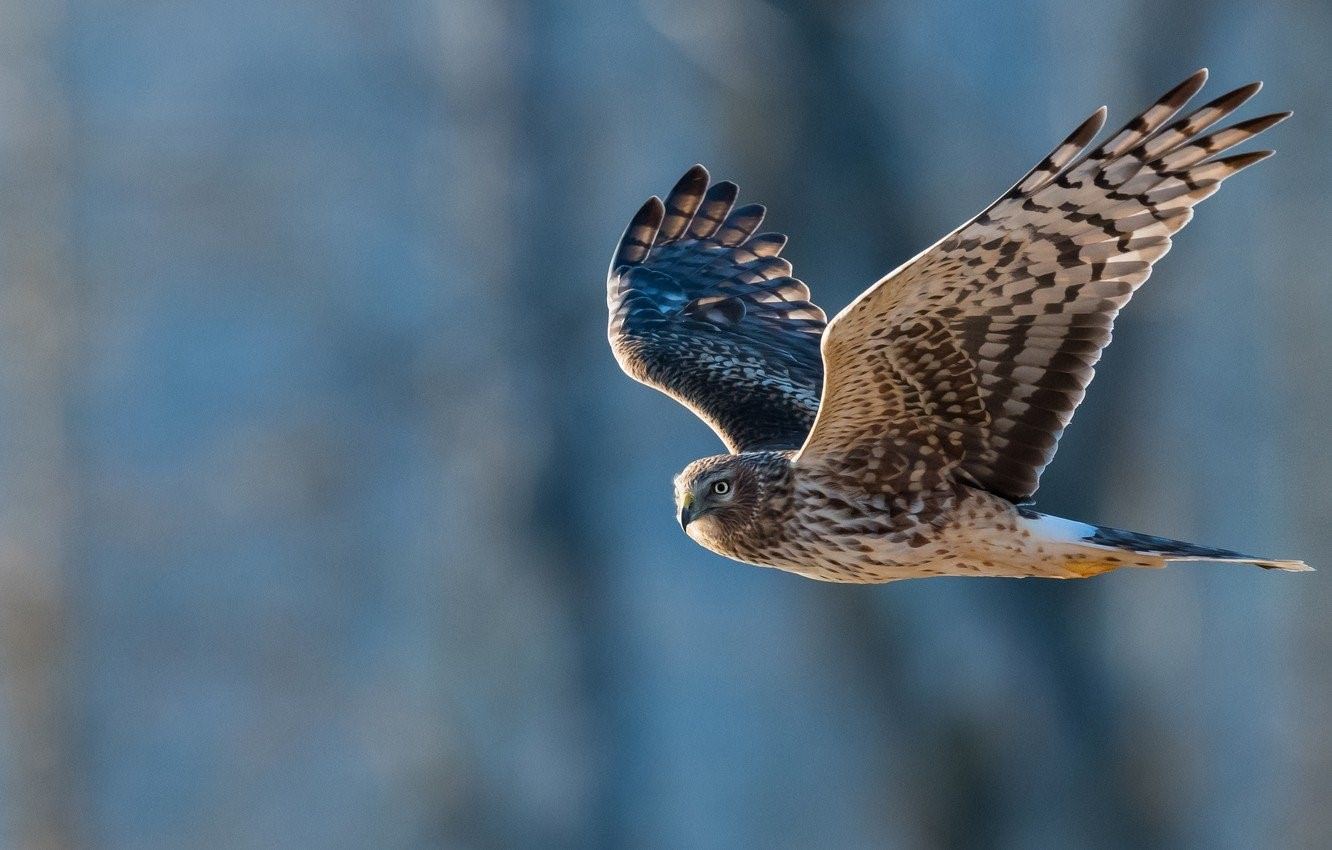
[606,70,1310,582]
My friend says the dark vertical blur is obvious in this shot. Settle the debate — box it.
[0,0,1326,847]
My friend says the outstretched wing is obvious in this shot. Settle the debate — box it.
[608,165,827,452]
[798,70,1287,501]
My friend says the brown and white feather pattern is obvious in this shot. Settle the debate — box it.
[799,69,1288,503]
[613,71,1310,582]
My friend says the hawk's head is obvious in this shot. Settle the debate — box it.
[673,452,792,551]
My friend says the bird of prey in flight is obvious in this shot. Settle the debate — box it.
[606,70,1309,582]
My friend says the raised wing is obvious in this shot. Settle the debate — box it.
[608,165,827,452]
[798,70,1287,501]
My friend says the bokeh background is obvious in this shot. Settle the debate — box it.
[0,1,1328,848]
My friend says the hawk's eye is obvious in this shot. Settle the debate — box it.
[711,480,731,496]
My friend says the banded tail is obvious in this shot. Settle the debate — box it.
[1084,524,1311,572]
[1022,509,1311,574]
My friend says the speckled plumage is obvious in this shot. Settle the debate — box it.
[610,70,1310,582]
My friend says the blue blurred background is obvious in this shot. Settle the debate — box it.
[0,1,1328,848]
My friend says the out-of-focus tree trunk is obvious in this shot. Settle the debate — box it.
[0,0,82,848]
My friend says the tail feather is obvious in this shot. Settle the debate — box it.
[1086,524,1312,572]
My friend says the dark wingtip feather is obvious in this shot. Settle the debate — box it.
[1155,68,1209,112]
[1010,106,1107,197]
[715,202,766,246]
[1135,81,1279,162]
[1090,69,1211,161]
[686,180,739,240]
[1202,81,1262,118]
[1225,80,1263,104]
[674,164,710,194]
[1167,68,1208,105]
[610,195,664,271]
[657,165,711,242]
[1219,148,1276,169]
[1087,105,1109,131]
[1238,111,1292,134]
[1066,107,1109,150]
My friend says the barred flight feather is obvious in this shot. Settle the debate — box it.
[608,165,827,452]
[798,69,1287,502]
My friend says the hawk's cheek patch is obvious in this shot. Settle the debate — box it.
[683,513,723,546]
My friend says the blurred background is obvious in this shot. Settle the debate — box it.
[0,0,1328,848]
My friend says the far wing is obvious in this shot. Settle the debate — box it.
[608,165,827,452]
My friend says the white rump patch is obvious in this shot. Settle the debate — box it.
[1023,512,1098,544]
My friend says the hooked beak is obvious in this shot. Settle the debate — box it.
[678,492,695,530]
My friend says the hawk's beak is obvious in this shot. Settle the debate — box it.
[678,492,695,530]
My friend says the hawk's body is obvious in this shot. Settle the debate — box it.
[675,452,1286,582]
[607,70,1310,582]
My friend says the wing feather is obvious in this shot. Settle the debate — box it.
[798,70,1286,501]
[608,166,828,452]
